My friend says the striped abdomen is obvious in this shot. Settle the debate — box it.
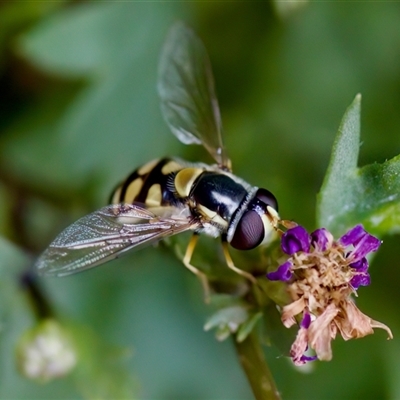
[110,158,185,207]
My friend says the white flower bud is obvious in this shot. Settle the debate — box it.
[16,319,77,382]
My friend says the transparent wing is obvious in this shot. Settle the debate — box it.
[35,204,195,277]
[158,21,231,169]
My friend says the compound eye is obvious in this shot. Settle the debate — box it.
[256,188,278,212]
[230,210,265,250]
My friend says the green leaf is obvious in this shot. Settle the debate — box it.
[317,94,361,234]
[1,3,181,194]
[0,237,137,398]
[0,239,80,399]
[236,312,262,343]
[0,238,31,341]
[0,236,30,278]
[354,157,400,235]
[204,306,248,335]
[317,94,400,237]
[0,1,65,62]
[69,323,138,400]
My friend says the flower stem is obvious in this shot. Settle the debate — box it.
[20,270,54,320]
[233,332,281,400]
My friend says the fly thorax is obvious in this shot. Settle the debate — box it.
[174,167,205,198]
[189,172,248,229]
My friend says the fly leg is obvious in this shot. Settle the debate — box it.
[221,240,257,284]
[183,233,211,302]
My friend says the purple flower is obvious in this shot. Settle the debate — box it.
[349,233,381,262]
[339,224,381,262]
[310,228,333,251]
[267,261,293,282]
[281,226,310,255]
[266,222,392,366]
[299,354,318,364]
[349,257,368,272]
[350,273,371,289]
[339,224,367,246]
[268,223,380,289]
[300,312,311,329]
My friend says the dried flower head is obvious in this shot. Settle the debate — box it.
[267,224,393,366]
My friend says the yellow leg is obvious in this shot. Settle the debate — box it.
[221,241,257,284]
[183,234,211,303]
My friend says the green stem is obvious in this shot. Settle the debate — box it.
[233,332,281,400]
[20,270,54,320]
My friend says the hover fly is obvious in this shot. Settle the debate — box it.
[35,22,280,298]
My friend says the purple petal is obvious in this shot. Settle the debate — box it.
[339,224,368,246]
[350,273,371,289]
[339,224,367,246]
[349,234,381,262]
[281,226,311,255]
[349,257,369,272]
[310,228,333,251]
[299,354,318,363]
[266,261,293,282]
[300,312,311,329]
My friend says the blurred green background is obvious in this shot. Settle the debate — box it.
[1,1,400,399]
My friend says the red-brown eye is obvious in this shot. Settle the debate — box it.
[230,210,265,250]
